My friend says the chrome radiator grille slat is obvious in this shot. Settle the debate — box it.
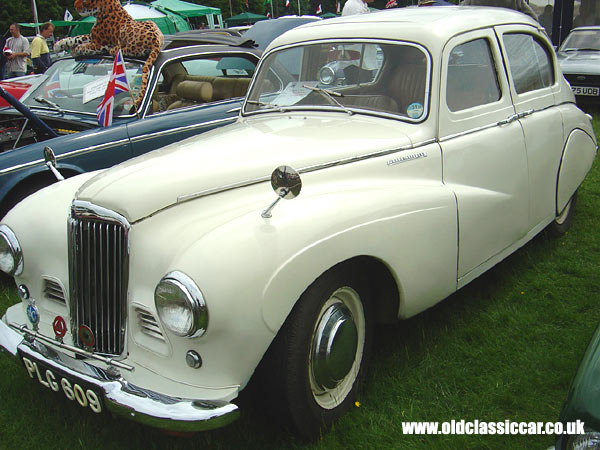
[69,202,130,356]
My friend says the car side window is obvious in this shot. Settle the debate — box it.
[446,38,501,112]
[149,55,257,115]
[503,33,554,95]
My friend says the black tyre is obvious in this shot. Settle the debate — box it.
[548,190,578,237]
[263,265,372,439]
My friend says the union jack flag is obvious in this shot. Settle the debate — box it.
[97,49,130,127]
[43,69,62,98]
[385,0,397,7]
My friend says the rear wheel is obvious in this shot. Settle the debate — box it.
[548,190,578,237]
[263,266,372,439]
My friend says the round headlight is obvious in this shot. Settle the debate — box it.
[319,66,335,86]
[0,225,23,276]
[154,271,208,338]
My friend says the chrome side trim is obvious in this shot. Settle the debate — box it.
[0,138,130,177]
[129,117,235,144]
[439,121,500,142]
[176,139,437,205]
[0,319,239,432]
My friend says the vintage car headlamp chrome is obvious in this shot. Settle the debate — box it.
[154,271,208,338]
[0,224,23,276]
[566,429,600,449]
[318,66,335,86]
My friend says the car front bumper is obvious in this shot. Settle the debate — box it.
[0,316,240,432]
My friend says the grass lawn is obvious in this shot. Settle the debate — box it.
[0,115,599,450]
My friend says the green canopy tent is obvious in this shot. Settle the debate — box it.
[19,20,86,28]
[150,0,223,28]
[70,1,191,36]
[320,12,339,18]
[224,12,268,27]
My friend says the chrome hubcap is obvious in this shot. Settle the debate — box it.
[309,286,365,410]
[311,303,358,391]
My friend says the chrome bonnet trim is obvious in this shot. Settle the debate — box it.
[0,319,239,432]
[176,139,436,206]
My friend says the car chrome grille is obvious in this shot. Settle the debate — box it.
[68,201,130,356]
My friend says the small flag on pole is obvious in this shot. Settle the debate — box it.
[267,11,271,17]
[286,0,290,7]
[245,0,248,8]
[336,0,340,13]
[385,0,397,7]
[316,3,322,13]
[64,9,73,21]
[97,49,130,127]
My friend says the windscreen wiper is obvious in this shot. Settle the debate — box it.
[34,97,65,116]
[302,85,352,115]
[246,100,288,112]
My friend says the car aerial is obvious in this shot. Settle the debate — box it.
[557,26,600,107]
[0,6,596,439]
[552,319,600,450]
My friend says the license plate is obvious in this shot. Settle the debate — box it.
[572,86,600,96]
[20,354,103,414]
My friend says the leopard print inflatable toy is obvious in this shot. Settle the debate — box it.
[55,0,164,109]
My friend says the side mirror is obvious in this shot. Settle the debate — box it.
[43,146,64,181]
[261,166,302,218]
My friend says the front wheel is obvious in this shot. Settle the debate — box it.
[548,190,578,237]
[263,266,372,439]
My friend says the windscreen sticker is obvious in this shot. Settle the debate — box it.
[407,102,424,119]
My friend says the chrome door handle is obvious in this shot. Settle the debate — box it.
[498,113,519,126]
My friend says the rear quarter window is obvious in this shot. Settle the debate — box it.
[503,33,554,94]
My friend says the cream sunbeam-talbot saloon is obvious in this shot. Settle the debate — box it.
[0,7,596,439]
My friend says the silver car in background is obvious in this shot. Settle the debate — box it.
[557,26,600,107]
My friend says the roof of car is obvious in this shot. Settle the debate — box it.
[266,6,539,53]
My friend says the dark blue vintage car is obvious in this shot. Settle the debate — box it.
[0,17,320,217]
[0,41,259,217]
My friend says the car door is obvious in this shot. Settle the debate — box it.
[495,26,565,229]
[127,52,259,157]
[438,29,529,285]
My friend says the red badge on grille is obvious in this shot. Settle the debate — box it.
[52,316,67,339]
[78,324,95,349]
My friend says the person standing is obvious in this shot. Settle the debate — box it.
[459,0,538,21]
[0,31,7,80]
[342,0,373,16]
[31,22,54,74]
[4,23,30,79]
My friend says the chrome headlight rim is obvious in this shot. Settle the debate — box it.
[154,271,208,338]
[0,224,23,276]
